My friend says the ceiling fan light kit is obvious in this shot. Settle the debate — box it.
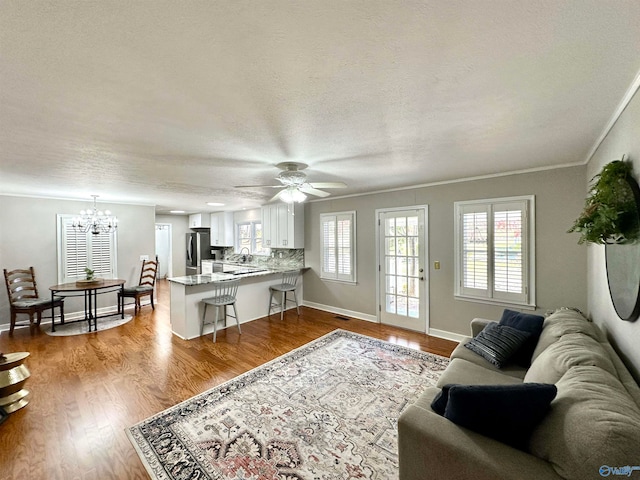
[235,162,348,204]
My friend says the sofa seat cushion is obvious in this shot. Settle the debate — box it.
[532,310,605,361]
[529,366,640,480]
[451,339,528,379]
[436,358,523,388]
[524,334,617,384]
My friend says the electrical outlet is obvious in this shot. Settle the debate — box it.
[140,255,149,261]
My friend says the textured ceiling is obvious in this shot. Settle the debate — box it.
[1,1,640,214]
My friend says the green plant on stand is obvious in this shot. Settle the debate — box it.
[568,159,640,245]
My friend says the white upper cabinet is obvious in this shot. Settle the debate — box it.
[188,213,210,229]
[210,212,234,246]
[261,203,304,249]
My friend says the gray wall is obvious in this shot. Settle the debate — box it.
[304,165,587,337]
[587,89,640,380]
[0,195,155,326]
[155,214,190,277]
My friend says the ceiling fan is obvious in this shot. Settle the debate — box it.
[235,162,347,203]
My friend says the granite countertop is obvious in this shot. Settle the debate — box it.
[168,266,307,286]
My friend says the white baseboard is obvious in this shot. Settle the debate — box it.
[302,301,378,323]
[428,328,466,343]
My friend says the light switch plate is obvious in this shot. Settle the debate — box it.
[434,261,441,270]
[140,255,149,261]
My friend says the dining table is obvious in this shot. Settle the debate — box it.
[49,279,126,332]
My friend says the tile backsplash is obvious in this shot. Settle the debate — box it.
[221,248,304,268]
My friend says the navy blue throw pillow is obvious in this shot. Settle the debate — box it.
[464,322,531,368]
[430,384,453,415]
[499,309,544,367]
[439,383,557,450]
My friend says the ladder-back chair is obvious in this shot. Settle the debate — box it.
[118,259,158,314]
[3,267,64,334]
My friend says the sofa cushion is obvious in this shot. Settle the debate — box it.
[532,310,604,361]
[524,333,617,384]
[464,322,531,368]
[432,383,557,450]
[436,358,524,388]
[499,309,544,367]
[529,366,640,480]
[451,339,528,379]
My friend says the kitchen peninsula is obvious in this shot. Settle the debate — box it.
[168,267,304,339]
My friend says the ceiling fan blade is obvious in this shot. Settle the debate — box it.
[299,186,331,197]
[308,182,348,189]
[234,185,284,188]
[269,191,284,203]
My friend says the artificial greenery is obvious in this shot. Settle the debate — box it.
[84,267,95,280]
[568,159,640,245]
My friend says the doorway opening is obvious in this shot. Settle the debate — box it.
[155,223,172,279]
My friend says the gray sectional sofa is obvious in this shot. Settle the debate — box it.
[398,309,640,480]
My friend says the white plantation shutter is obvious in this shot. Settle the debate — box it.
[320,211,356,282]
[455,197,534,307]
[57,215,117,283]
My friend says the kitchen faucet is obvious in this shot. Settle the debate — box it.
[240,247,251,263]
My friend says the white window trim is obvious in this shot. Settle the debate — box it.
[320,211,357,284]
[235,220,266,255]
[454,195,536,309]
[56,214,118,283]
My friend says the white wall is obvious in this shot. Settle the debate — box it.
[304,165,587,338]
[587,89,640,380]
[0,195,155,327]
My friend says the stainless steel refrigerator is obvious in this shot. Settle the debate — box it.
[186,231,213,275]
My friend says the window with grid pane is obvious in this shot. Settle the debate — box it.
[454,196,534,307]
[320,211,356,283]
[235,221,266,255]
[57,214,118,283]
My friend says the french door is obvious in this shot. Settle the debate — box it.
[377,207,428,332]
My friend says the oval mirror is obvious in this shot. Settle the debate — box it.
[605,175,640,322]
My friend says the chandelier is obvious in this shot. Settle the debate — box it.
[72,195,118,235]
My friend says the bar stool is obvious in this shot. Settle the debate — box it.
[201,279,241,342]
[268,270,300,321]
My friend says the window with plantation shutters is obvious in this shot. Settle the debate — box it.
[57,215,118,283]
[454,196,535,308]
[320,211,356,283]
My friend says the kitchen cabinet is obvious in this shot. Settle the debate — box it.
[188,213,210,229]
[261,203,304,248]
[210,212,234,246]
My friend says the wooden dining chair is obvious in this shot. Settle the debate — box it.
[3,267,64,334]
[118,259,158,314]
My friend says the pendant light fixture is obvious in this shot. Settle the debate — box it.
[72,195,118,235]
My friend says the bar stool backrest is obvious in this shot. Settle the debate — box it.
[279,271,299,290]
[208,279,240,305]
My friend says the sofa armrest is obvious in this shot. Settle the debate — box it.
[397,387,562,480]
[470,318,495,337]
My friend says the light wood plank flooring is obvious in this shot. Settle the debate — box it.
[0,279,456,479]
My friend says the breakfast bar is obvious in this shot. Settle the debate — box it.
[168,268,304,340]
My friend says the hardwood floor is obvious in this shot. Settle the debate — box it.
[0,279,457,479]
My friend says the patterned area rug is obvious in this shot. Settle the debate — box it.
[44,314,132,336]
[127,329,449,480]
